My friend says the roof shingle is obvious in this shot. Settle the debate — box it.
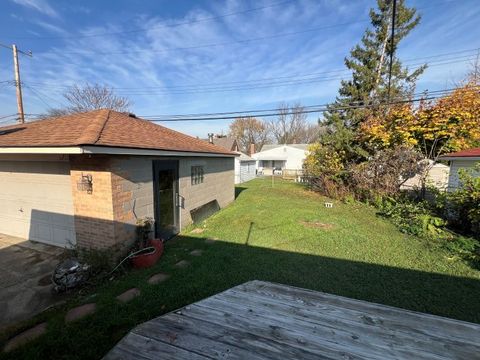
[442,147,480,158]
[0,109,233,155]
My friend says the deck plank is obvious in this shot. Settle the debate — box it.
[105,281,480,360]
[135,313,333,360]
[241,280,480,344]
[217,288,479,355]
[104,332,211,360]
[193,291,476,359]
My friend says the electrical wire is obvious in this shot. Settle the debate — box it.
[23,85,479,122]
[138,86,479,119]
[43,20,367,56]
[21,49,479,95]
[9,0,295,40]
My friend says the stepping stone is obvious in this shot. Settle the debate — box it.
[175,260,190,268]
[65,303,96,323]
[3,322,47,352]
[205,238,216,244]
[190,228,204,234]
[147,273,170,285]
[190,249,203,256]
[116,288,141,303]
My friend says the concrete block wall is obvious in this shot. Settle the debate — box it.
[69,154,234,251]
[178,157,235,228]
[109,157,155,251]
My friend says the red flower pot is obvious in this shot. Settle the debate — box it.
[131,239,164,269]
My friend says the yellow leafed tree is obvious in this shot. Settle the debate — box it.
[359,80,480,159]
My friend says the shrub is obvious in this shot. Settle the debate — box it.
[350,146,424,201]
[446,165,480,237]
[378,197,448,239]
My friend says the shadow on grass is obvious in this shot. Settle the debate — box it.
[235,186,247,199]
[166,235,480,324]
[2,234,480,359]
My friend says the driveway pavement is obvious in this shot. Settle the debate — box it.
[0,234,66,330]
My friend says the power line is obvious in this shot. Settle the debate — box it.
[9,0,295,40]
[139,87,479,121]
[7,0,464,42]
[43,20,367,56]
[23,83,55,110]
[138,86,478,119]
[143,93,474,122]
[21,57,472,97]
[0,114,18,120]
[21,49,479,95]
[23,85,479,122]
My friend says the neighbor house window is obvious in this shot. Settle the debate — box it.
[191,166,204,185]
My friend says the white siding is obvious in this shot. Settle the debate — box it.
[402,163,450,191]
[0,158,76,247]
[448,159,480,191]
[235,160,256,184]
[253,145,307,171]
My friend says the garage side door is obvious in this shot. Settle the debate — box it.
[0,161,76,248]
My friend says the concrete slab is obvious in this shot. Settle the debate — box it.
[0,233,66,330]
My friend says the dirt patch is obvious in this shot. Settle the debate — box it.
[300,221,334,230]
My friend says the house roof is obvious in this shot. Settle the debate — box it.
[441,147,480,160]
[0,110,234,156]
[260,144,309,152]
[235,151,255,161]
[208,137,238,151]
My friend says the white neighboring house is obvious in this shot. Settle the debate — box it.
[401,159,450,191]
[252,144,309,175]
[205,135,256,184]
[440,147,480,191]
[234,152,256,184]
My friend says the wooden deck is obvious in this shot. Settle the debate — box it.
[105,280,480,359]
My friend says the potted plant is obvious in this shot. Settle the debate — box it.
[130,217,164,269]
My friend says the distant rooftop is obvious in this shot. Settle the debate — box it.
[441,147,480,159]
[260,144,309,152]
[202,136,238,152]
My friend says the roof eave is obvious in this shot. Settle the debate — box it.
[440,156,480,161]
[0,145,236,157]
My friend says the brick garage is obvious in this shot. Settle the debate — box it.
[0,110,235,251]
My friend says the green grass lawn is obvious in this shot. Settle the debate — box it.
[2,178,479,359]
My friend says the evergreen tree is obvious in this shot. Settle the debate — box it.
[323,0,425,136]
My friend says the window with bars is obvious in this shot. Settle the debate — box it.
[191,165,204,185]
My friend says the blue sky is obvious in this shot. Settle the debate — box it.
[0,0,479,136]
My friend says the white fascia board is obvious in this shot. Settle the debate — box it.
[0,145,235,157]
[0,147,83,154]
[81,145,235,157]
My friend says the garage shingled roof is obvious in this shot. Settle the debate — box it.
[0,109,234,155]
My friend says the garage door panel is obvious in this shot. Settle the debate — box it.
[0,161,76,248]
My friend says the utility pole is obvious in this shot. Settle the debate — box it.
[387,0,397,100]
[0,43,32,124]
[12,45,25,124]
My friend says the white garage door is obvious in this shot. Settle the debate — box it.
[0,161,76,248]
